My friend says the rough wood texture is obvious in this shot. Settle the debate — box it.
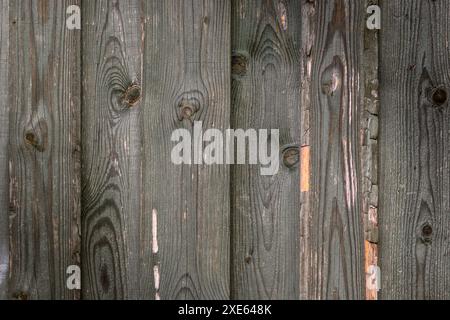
[299,0,313,300]
[7,0,81,299]
[231,0,301,300]
[380,0,450,300]
[142,0,231,300]
[299,0,366,300]
[81,0,146,299]
[362,0,379,300]
[0,0,9,300]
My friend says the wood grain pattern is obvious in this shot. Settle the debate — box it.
[379,0,450,300]
[7,0,81,299]
[0,0,10,300]
[299,0,365,300]
[142,0,231,300]
[0,0,448,302]
[231,0,302,300]
[81,0,146,299]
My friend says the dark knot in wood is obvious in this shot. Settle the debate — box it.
[421,224,433,243]
[282,147,300,168]
[123,84,142,107]
[430,87,447,106]
[14,292,28,300]
[232,53,248,76]
[24,131,45,152]
[178,99,200,121]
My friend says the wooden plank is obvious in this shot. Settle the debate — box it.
[379,0,450,300]
[362,0,380,300]
[7,0,81,299]
[81,0,146,299]
[0,0,10,300]
[299,0,366,299]
[142,0,231,299]
[231,0,302,299]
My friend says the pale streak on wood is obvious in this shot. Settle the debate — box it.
[153,265,160,300]
[300,146,311,193]
[278,2,288,31]
[143,0,231,300]
[152,209,159,254]
[152,208,160,299]
[365,241,378,300]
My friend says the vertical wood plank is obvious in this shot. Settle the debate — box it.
[0,0,10,300]
[380,0,450,299]
[300,0,366,299]
[362,0,380,301]
[143,0,231,300]
[81,0,146,299]
[7,0,81,299]
[231,0,302,299]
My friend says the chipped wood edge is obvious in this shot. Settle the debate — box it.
[299,0,315,299]
[362,0,380,300]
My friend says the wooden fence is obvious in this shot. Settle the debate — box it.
[0,0,449,300]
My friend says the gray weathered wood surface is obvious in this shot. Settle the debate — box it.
[5,0,81,299]
[0,0,10,300]
[0,0,449,301]
[82,0,231,300]
[231,0,301,300]
[379,0,450,300]
[142,0,231,300]
[81,0,145,299]
[299,0,366,300]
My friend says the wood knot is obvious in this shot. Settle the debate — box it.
[178,98,200,121]
[282,147,300,168]
[421,223,433,243]
[24,131,45,152]
[244,256,252,264]
[123,84,142,107]
[14,292,28,300]
[430,87,447,107]
[232,53,248,77]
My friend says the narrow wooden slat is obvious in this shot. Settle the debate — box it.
[231,0,302,299]
[380,0,450,299]
[7,0,81,299]
[362,0,380,300]
[81,0,146,299]
[300,0,366,299]
[0,0,10,300]
[142,0,231,299]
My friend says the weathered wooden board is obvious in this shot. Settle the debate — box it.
[299,0,366,299]
[142,0,231,300]
[379,0,450,300]
[0,0,10,300]
[231,0,302,300]
[81,0,146,299]
[1,0,449,302]
[7,0,81,299]
[362,0,380,300]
